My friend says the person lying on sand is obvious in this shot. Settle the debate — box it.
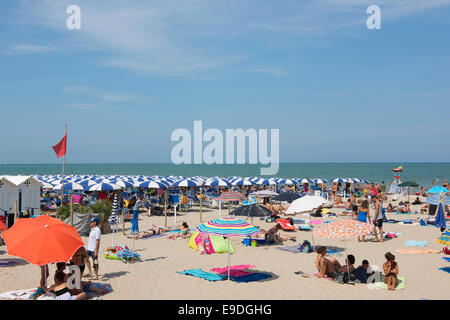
[128,225,168,239]
[386,203,396,212]
[168,222,192,239]
[400,203,410,213]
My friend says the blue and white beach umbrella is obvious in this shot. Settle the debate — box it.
[205,178,232,187]
[86,182,122,191]
[172,178,202,188]
[112,180,134,189]
[138,180,169,189]
[278,179,296,185]
[53,182,85,191]
[232,178,255,186]
[313,178,327,184]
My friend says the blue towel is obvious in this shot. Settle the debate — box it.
[177,269,226,282]
[443,257,450,262]
[231,272,272,283]
[439,267,450,274]
[277,245,301,253]
[404,240,427,247]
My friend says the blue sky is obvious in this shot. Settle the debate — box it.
[0,0,449,164]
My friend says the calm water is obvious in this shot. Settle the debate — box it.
[0,163,449,188]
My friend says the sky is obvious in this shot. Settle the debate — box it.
[0,0,449,164]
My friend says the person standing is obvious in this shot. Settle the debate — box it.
[357,200,371,242]
[372,195,384,242]
[86,217,101,280]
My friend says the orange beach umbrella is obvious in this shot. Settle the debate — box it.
[1,215,84,266]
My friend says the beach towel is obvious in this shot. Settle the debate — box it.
[404,240,427,247]
[396,248,441,254]
[0,261,17,266]
[277,245,301,253]
[419,219,434,227]
[439,267,450,274]
[375,276,406,290]
[230,272,272,283]
[442,257,450,262]
[211,265,255,274]
[0,288,56,300]
[177,269,227,281]
[140,233,166,240]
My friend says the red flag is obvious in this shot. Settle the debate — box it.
[52,134,67,158]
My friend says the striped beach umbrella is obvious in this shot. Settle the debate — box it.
[138,180,168,189]
[313,219,373,283]
[205,178,231,187]
[86,182,121,191]
[217,191,243,202]
[172,178,202,188]
[108,193,119,246]
[196,217,261,280]
[53,182,84,192]
[231,178,254,186]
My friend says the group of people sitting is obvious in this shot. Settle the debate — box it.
[315,247,400,290]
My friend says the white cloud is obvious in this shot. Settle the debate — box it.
[10,0,450,75]
[9,44,57,53]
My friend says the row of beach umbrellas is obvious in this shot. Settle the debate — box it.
[33,174,370,191]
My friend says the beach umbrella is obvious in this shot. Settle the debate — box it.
[251,190,279,197]
[286,195,328,215]
[112,180,134,189]
[39,181,54,189]
[230,203,272,224]
[86,182,121,191]
[427,186,449,194]
[437,229,450,247]
[313,219,373,284]
[255,178,276,185]
[398,181,419,202]
[205,178,232,187]
[53,182,84,191]
[426,194,450,206]
[172,178,202,188]
[231,178,254,186]
[137,180,168,189]
[0,215,84,266]
[218,191,244,215]
[196,217,261,280]
[108,193,119,247]
[273,191,301,203]
[278,179,296,185]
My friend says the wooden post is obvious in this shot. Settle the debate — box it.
[14,200,18,222]
[199,188,203,223]
[122,205,125,235]
[70,194,73,226]
[164,199,168,228]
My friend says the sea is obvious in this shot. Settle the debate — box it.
[0,163,449,188]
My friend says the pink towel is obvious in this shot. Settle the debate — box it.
[211,264,255,274]
[215,270,253,277]
[310,220,322,225]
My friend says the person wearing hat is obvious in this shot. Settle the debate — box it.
[85,217,101,280]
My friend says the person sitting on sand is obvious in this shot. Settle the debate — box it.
[168,222,192,239]
[56,262,108,296]
[383,252,399,290]
[45,271,86,300]
[345,199,352,210]
[128,225,168,239]
[328,254,356,273]
[315,246,335,278]
[335,196,343,205]
[386,203,395,212]
[264,224,295,244]
[412,197,422,205]
[400,203,410,213]
[352,259,372,283]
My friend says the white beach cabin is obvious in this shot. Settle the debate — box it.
[0,175,41,215]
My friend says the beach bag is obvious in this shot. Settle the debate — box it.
[332,271,356,284]
[299,240,313,253]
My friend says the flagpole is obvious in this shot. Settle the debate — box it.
[60,124,67,207]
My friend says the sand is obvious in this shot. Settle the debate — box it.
[1,194,449,300]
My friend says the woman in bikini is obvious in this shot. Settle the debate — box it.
[383,252,399,290]
[315,247,335,278]
[45,271,86,300]
[168,222,191,239]
[357,200,371,242]
[128,225,168,239]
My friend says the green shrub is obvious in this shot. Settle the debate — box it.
[56,200,112,224]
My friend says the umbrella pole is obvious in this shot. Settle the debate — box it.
[228,237,230,280]
[344,240,354,285]
[219,201,221,216]
[174,204,177,224]
[199,189,203,223]
[310,211,315,250]
[70,193,73,226]
[122,205,125,236]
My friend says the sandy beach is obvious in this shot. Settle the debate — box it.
[1,194,449,300]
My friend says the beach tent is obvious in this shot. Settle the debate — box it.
[0,176,41,215]
[187,231,235,254]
